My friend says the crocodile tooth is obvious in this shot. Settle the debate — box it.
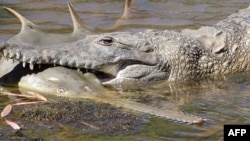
[68,59,76,67]
[76,62,79,68]
[9,51,15,59]
[38,64,41,69]
[44,56,51,63]
[16,51,21,60]
[76,60,84,68]
[53,59,57,67]
[85,61,91,69]
[29,63,34,70]
[59,59,67,66]
[30,57,36,64]
[22,56,27,62]
[11,59,17,63]
[3,49,8,57]
[77,68,80,71]
[22,62,26,68]
[37,59,42,64]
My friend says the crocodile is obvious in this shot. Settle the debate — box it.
[1,5,249,86]
[0,1,206,124]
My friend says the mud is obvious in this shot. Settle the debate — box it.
[0,97,146,140]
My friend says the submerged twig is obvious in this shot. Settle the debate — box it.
[1,104,12,118]
[0,90,48,130]
[81,121,100,130]
[5,119,21,130]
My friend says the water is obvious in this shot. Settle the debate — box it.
[0,0,250,140]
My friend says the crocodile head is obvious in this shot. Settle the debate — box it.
[0,29,206,86]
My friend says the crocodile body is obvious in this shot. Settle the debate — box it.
[1,5,249,85]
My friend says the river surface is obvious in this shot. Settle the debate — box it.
[0,0,250,141]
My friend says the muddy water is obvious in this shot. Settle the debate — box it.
[0,0,250,141]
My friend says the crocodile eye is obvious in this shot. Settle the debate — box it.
[98,36,114,46]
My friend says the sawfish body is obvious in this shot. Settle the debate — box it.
[18,67,205,124]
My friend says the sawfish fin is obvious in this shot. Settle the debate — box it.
[121,0,133,20]
[110,0,134,30]
[3,7,40,32]
[68,2,90,34]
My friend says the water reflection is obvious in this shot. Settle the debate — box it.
[0,0,250,140]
